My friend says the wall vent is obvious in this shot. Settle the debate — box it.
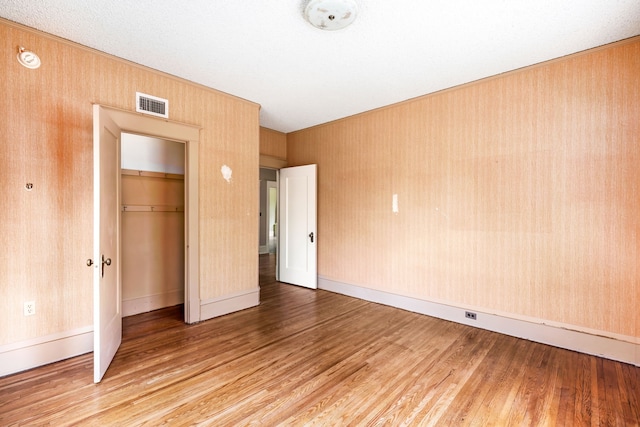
[136,92,169,118]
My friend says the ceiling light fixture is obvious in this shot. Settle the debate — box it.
[304,0,358,31]
[17,46,41,69]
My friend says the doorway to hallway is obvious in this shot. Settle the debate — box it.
[259,168,278,255]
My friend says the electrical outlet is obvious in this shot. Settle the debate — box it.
[24,301,35,316]
[465,311,477,320]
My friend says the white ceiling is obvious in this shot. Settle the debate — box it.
[2,1,639,133]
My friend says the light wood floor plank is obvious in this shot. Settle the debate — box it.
[0,253,638,425]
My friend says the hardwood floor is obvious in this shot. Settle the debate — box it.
[1,254,638,425]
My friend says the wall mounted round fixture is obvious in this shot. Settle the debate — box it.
[304,0,358,31]
[17,46,41,69]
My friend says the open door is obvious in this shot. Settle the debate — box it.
[278,164,317,289]
[92,105,122,383]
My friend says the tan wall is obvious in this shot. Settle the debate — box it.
[287,38,640,339]
[259,127,287,160]
[0,20,259,346]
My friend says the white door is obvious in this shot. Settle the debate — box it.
[278,164,317,288]
[92,105,122,383]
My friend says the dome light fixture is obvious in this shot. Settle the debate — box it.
[304,0,358,31]
[17,46,41,69]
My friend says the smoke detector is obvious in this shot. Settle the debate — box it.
[304,0,358,31]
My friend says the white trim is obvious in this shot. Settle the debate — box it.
[185,133,200,324]
[122,290,185,317]
[200,288,260,321]
[0,327,93,377]
[259,245,269,254]
[259,155,287,169]
[319,277,640,367]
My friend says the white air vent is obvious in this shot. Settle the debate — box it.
[136,92,169,118]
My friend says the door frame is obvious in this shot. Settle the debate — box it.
[266,180,278,244]
[98,105,201,323]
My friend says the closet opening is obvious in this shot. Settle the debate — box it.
[121,133,186,318]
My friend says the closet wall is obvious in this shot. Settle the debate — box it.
[121,170,184,316]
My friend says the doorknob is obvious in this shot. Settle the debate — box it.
[86,259,94,267]
[309,232,314,243]
[101,254,112,278]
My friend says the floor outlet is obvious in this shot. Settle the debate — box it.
[24,301,35,316]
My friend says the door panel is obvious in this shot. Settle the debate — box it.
[93,105,122,383]
[279,165,317,289]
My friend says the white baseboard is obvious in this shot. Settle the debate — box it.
[0,326,93,377]
[319,277,639,367]
[259,245,269,254]
[200,288,260,321]
[123,290,184,317]
[3,282,633,379]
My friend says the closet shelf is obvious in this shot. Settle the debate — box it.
[121,205,184,212]
[121,169,184,180]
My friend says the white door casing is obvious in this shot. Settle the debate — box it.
[95,106,201,324]
[267,180,277,241]
[278,164,317,289]
[93,105,122,383]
